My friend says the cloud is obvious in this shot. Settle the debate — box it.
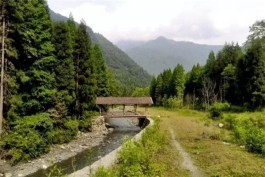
[47,0,265,45]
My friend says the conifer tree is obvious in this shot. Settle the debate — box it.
[53,21,75,118]
[74,21,96,118]
[3,0,56,116]
[92,44,109,97]
[171,64,185,99]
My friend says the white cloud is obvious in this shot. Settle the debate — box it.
[47,0,265,45]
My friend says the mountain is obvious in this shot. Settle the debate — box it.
[116,36,223,75]
[49,9,151,88]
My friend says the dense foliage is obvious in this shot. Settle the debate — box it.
[151,20,265,110]
[150,65,186,108]
[149,20,265,156]
[0,1,111,164]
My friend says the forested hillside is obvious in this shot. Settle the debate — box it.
[117,36,223,75]
[0,0,110,165]
[49,10,151,91]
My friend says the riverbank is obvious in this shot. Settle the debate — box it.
[7,116,109,177]
[68,118,153,177]
[11,130,108,177]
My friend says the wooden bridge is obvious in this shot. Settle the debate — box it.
[95,97,153,117]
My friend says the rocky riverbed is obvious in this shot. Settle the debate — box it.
[1,116,110,177]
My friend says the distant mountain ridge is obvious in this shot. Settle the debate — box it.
[49,9,151,88]
[116,36,223,75]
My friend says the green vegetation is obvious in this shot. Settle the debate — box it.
[92,119,185,177]
[150,19,265,158]
[150,65,186,107]
[0,1,113,165]
[95,33,152,95]
[150,107,265,177]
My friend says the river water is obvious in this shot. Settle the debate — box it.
[26,129,140,177]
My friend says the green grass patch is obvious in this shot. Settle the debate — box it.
[93,119,185,177]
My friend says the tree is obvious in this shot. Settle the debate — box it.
[149,77,156,103]
[74,21,96,118]
[184,64,203,108]
[240,38,265,108]
[221,64,236,103]
[204,51,216,78]
[245,20,265,47]
[132,87,149,97]
[53,21,75,118]
[155,75,163,105]
[201,77,217,111]
[0,2,6,134]
[161,69,172,97]
[92,44,109,97]
[171,64,185,100]
[4,0,56,116]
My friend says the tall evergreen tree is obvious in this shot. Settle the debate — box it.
[149,77,157,103]
[4,0,56,116]
[240,39,265,108]
[74,21,96,118]
[92,44,109,97]
[53,21,75,118]
[161,69,172,97]
[171,64,185,99]
[155,75,163,105]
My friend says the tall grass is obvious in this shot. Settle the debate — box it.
[92,119,170,177]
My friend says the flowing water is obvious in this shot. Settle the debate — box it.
[26,128,140,177]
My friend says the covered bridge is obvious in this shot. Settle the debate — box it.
[96,97,153,116]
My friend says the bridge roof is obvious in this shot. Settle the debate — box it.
[96,97,153,105]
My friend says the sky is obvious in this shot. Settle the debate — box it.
[47,0,265,45]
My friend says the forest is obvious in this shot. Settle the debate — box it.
[150,20,265,110]
[1,0,265,171]
[0,0,114,164]
[150,20,265,156]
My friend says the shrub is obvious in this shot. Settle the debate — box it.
[223,114,237,130]
[0,128,49,165]
[0,113,54,165]
[78,118,92,132]
[48,120,78,144]
[245,128,265,154]
[209,102,230,119]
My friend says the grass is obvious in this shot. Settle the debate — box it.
[92,117,188,177]
[147,107,265,177]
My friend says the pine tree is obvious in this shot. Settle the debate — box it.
[53,21,75,118]
[155,75,163,105]
[74,21,96,118]
[149,77,157,103]
[171,64,185,99]
[3,0,56,116]
[92,44,109,97]
[241,39,265,108]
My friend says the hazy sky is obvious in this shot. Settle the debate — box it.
[47,0,265,45]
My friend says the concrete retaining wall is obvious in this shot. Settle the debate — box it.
[68,118,154,177]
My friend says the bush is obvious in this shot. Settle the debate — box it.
[245,128,265,154]
[0,128,49,165]
[0,114,54,165]
[209,102,230,119]
[223,114,237,130]
[48,120,79,144]
[78,118,92,132]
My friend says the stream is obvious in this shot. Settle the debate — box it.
[26,129,140,177]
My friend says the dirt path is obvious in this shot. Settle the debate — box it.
[170,129,204,177]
